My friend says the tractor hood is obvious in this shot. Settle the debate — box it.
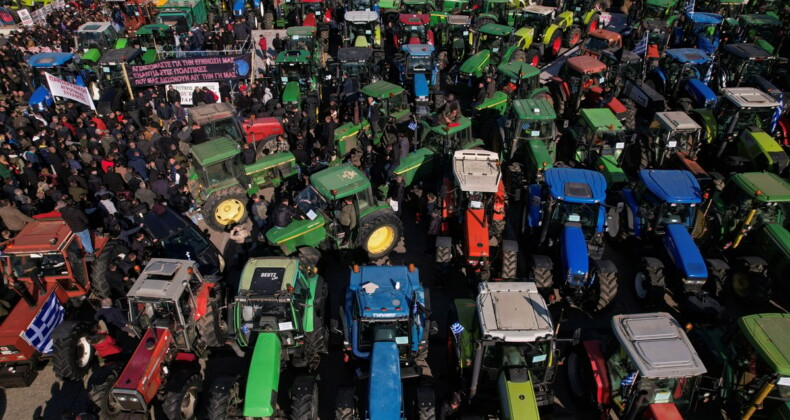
[755,38,774,55]
[695,34,718,55]
[281,81,301,105]
[685,79,717,108]
[464,208,490,260]
[663,223,707,280]
[413,72,429,98]
[243,333,282,417]
[498,369,540,419]
[475,91,508,112]
[266,217,327,255]
[393,147,437,187]
[561,224,589,285]
[460,50,490,77]
[369,340,403,418]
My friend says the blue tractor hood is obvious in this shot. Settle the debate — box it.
[29,85,53,110]
[413,72,429,98]
[663,223,707,280]
[685,78,717,108]
[561,224,589,285]
[369,340,403,420]
[695,35,719,55]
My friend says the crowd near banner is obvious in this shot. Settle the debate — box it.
[18,9,34,26]
[169,82,221,105]
[45,72,96,110]
[31,0,66,23]
[127,54,253,87]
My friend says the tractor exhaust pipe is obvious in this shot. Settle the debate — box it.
[469,341,483,399]
[14,280,37,307]
[743,378,778,420]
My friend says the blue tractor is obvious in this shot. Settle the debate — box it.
[401,44,439,117]
[335,265,435,420]
[522,167,619,312]
[26,52,93,111]
[647,48,718,111]
[674,12,723,55]
[609,169,725,316]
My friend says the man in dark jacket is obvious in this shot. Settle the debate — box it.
[271,197,297,228]
[57,199,93,255]
[166,86,181,104]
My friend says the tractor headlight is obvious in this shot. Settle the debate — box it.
[325,74,332,80]
[417,96,427,101]
[667,140,677,148]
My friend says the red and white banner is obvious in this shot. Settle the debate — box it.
[45,72,96,111]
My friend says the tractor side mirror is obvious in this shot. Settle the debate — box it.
[429,320,439,336]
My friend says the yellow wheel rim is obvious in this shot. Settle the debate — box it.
[214,198,245,226]
[366,225,395,255]
[731,271,750,298]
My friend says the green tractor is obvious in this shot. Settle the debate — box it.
[343,11,382,49]
[287,26,324,68]
[474,61,552,116]
[729,14,783,54]
[696,172,790,303]
[266,165,403,260]
[74,22,122,65]
[188,137,298,231]
[436,14,474,64]
[272,49,319,109]
[134,24,175,64]
[502,98,558,196]
[689,313,790,420]
[716,43,780,93]
[207,256,326,419]
[460,23,518,78]
[156,0,208,34]
[449,281,558,419]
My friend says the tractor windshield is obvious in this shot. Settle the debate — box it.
[199,159,235,185]
[159,17,188,34]
[591,131,628,155]
[662,128,701,157]
[77,31,110,50]
[717,103,777,135]
[518,12,551,29]
[7,253,69,278]
[656,202,696,230]
[379,92,409,116]
[278,63,311,84]
[407,55,434,72]
[301,2,323,16]
[551,201,599,237]
[665,61,707,88]
[291,36,316,53]
[744,23,780,45]
[515,118,555,142]
[582,36,613,53]
[295,185,328,219]
[478,33,507,53]
[642,3,669,19]
[203,119,242,141]
[341,62,369,79]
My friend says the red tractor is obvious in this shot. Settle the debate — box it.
[394,14,435,48]
[0,219,123,387]
[88,258,224,419]
[435,150,517,282]
[546,55,628,121]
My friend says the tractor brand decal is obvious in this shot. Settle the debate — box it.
[369,312,399,318]
[127,54,253,87]
[340,170,358,180]
[249,267,286,294]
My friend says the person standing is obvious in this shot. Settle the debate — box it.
[365,96,380,141]
[57,199,94,257]
[166,85,181,105]
[338,197,357,246]
[0,199,36,234]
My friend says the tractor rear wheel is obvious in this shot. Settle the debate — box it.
[335,386,356,420]
[501,247,517,280]
[91,240,130,299]
[359,211,403,260]
[565,348,594,404]
[590,261,617,311]
[163,372,202,420]
[197,297,223,347]
[263,12,274,29]
[417,384,436,420]
[88,366,123,418]
[731,266,771,304]
[525,48,541,67]
[491,219,506,240]
[564,26,582,48]
[586,14,600,33]
[203,185,249,232]
[634,265,665,305]
[207,375,242,420]
[528,257,553,290]
[290,377,319,420]
[53,324,94,381]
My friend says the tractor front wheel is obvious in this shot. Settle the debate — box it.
[634,265,665,305]
[548,32,562,58]
[528,256,554,290]
[564,26,582,48]
[731,267,771,304]
[417,384,436,420]
[359,211,403,260]
[207,375,242,420]
[565,348,594,405]
[303,277,328,371]
[590,261,617,311]
[290,377,319,420]
[163,371,202,420]
[203,186,249,232]
[197,296,224,347]
[263,12,274,29]
[53,324,94,381]
[88,366,123,419]
[525,48,541,67]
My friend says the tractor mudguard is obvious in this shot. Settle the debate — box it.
[684,79,717,109]
[642,256,664,270]
[556,11,574,29]
[465,208,490,259]
[498,369,540,419]
[527,86,551,100]
[514,27,535,51]
[542,24,562,47]
[265,218,327,256]
[689,108,717,145]
[755,38,774,55]
[452,299,478,367]
[369,341,403,418]
[582,10,598,26]
[526,183,543,228]
[561,224,589,285]
[595,155,628,188]
[663,224,708,281]
[581,340,610,405]
[393,147,437,187]
[51,320,80,341]
[531,254,554,271]
[736,256,768,269]
[502,239,518,253]
[460,50,490,78]
[475,91,508,115]
[194,282,216,320]
[243,333,282,417]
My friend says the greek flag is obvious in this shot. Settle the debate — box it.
[685,0,695,14]
[521,121,532,131]
[770,92,783,133]
[21,293,65,354]
[408,121,419,131]
[704,59,714,84]
[633,32,649,57]
[620,371,638,387]
[450,322,465,335]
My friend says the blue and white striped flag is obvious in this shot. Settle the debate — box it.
[704,59,714,84]
[685,0,695,14]
[620,371,638,387]
[450,322,465,335]
[408,121,418,131]
[770,92,783,133]
[633,32,649,57]
[21,292,65,354]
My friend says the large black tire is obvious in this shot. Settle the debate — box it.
[197,297,223,347]
[91,240,130,299]
[590,261,617,311]
[303,278,328,371]
[731,265,771,304]
[206,375,242,420]
[417,385,436,420]
[435,246,451,264]
[528,257,554,290]
[291,378,319,420]
[203,185,249,232]
[501,248,517,280]
[634,264,666,306]
[335,386,356,420]
[564,26,582,48]
[163,372,202,420]
[359,211,403,260]
[706,262,728,298]
[88,366,123,419]
[263,12,274,29]
[53,324,94,381]
[491,219,506,240]
[565,348,594,406]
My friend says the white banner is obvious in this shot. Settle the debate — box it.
[45,72,96,110]
[18,9,33,26]
[168,82,221,106]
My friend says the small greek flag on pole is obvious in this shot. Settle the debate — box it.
[685,0,695,15]
[633,32,649,57]
[620,371,638,387]
[704,58,714,84]
[521,121,532,131]
[450,322,465,335]
[408,121,418,131]
[770,92,783,134]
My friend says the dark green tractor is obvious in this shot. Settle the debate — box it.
[272,49,319,109]
[502,98,558,198]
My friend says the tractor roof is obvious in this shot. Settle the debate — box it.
[655,111,701,132]
[344,10,378,22]
[688,11,722,24]
[238,257,298,295]
[77,21,113,33]
[497,61,539,79]
[348,265,422,320]
[665,48,711,64]
[191,137,240,166]
[98,48,142,64]
[544,168,607,204]
[522,4,555,14]
[646,0,676,7]
[478,23,513,37]
[127,259,201,301]
[135,24,171,35]
[565,55,606,74]
[740,14,781,26]
[722,87,779,109]
[738,314,790,376]
[452,150,501,193]
[310,165,371,199]
[588,29,621,42]
[722,43,771,59]
[639,170,702,204]
[275,49,311,64]
[641,18,669,31]
[361,80,405,99]
[600,47,641,65]
[428,115,472,136]
[337,47,373,62]
[580,108,623,132]
[27,52,75,68]
[3,219,74,254]
[402,44,435,56]
[189,102,236,126]
[399,13,430,25]
[612,313,706,379]
[447,14,472,25]
[729,172,790,203]
[476,282,552,342]
[286,26,317,37]
[513,98,556,120]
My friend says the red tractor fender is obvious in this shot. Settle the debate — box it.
[641,403,683,420]
[582,340,611,406]
[606,97,627,119]
[245,117,284,144]
[303,13,317,27]
[194,282,216,320]
[492,180,505,221]
[114,327,175,404]
[324,8,333,23]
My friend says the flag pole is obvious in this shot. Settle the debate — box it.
[121,63,134,100]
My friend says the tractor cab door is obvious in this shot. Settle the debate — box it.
[176,292,198,350]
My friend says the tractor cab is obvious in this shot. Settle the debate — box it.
[74,22,120,64]
[401,0,435,14]
[600,48,644,93]
[533,167,607,244]
[286,26,322,67]
[420,116,482,154]
[553,55,610,116]
[733,14,783,54]
[298,0,330,29]
[343,11,381,48]
[450,282,557,418]
[640,0,679,20]
[26,53,93,111]
[440,14,473,62]
[681,12,722,55]
[475,62,547,116]
[122,0,157,34]
[346,0,378,11]
[133,24,175,64]
[402,44,438,116]
[717,43,778,92]
[459,23,515,78]
[395,14,434,47]
[700,87,780,151]
[476,0,510,26]
[505,98,558,175]
[565,108,632,182]
[360,80,412,130]
[648,111,704,167]
[629,18,670,59]
[327,47,374,99]
[96,48,143,87]
[272,49,317,108]
[581,29,623,57]
[651,48,716,109]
